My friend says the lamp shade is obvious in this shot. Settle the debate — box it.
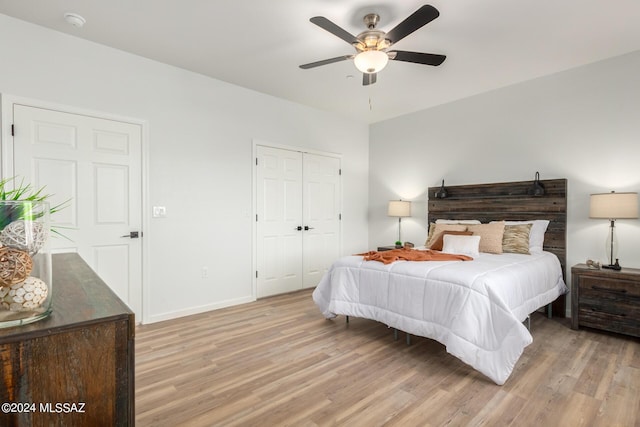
[354,50,389,74]
[590,192,639,219]
[388,200,411,217]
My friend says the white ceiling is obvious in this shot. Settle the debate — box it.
[1,0,639,123]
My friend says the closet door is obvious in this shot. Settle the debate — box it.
[256,146,303,297]
[256,146,341,298]
[302,154,341,288]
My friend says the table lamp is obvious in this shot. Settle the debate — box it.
[388,200,411,245]
[589,191,639,270]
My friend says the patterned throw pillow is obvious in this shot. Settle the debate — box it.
[499,220,549,253]
[502,224,532,254]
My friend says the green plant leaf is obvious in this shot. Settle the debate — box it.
[0,177,72,239]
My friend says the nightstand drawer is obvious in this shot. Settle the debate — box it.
[579,277,640,311]
[577,306,640,337]
[579,276,640,298]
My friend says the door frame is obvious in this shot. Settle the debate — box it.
[0,93,150,324]
[252,139,343,299]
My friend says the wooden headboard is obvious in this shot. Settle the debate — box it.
[428,178,567,317]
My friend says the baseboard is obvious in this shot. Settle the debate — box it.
[145,295,256,324]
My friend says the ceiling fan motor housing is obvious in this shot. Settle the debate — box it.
[355,14,391,52]
[355,30,390,51]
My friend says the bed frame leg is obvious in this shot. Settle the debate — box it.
[345,315,349,324]
[406,333,411,345]
[546,303,552,319]
[394,329,398,340]
[526,316,531,331]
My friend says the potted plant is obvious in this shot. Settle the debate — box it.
[0,177,68,327]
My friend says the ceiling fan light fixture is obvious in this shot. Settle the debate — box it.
[354,50,389,74]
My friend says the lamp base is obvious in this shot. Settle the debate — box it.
[602,259,622,271]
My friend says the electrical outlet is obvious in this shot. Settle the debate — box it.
[201,267,208,278]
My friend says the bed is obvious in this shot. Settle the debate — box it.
[312,178,569,385]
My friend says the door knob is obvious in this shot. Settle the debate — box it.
[304,226,315,231]
[295,226,302,231]
[121,231,141,238]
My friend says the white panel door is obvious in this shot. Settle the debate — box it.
[256,145,341,297]
[302,154,341,288]
[12,104,143,315]
[256,146,303,297]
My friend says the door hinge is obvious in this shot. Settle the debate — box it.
[256,271,258,278]
[11,124,15,136]
[256,214,258,222]
[339,213,342,220]
[256,157,258,165]
[339,168,342,175]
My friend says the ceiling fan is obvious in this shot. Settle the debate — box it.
[299,4,446,86]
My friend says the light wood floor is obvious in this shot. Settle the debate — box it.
[135,289,640,426]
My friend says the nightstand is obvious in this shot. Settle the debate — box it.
[571,264,640,338]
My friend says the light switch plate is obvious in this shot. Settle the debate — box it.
[152,206,166,218]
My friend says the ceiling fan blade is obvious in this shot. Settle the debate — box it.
[385,5,440,45]
[363,72,377,86]
[310,16,360,45]
[388,50,446,66]
[299,55,352,69]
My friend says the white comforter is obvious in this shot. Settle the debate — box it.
[312,251,567,385]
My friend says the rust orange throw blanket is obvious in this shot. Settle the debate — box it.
[358,248,473,265]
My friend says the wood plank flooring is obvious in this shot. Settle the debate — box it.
[135,289,640,426]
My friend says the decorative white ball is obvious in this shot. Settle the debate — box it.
[0,277,48,311]
[0,220,49,255]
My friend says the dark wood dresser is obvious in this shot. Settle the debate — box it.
[0,253,135,426]
[571,264,640,338]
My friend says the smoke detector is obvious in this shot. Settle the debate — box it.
[64,13,86,28]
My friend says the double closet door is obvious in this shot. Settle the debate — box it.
[256,145,341,298]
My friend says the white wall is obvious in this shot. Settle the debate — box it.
[0,14,370,323]
[370,50,640,301]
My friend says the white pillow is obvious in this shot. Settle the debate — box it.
[494,220,549,253]
[442,234,481,258]
[435,219,482,225]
